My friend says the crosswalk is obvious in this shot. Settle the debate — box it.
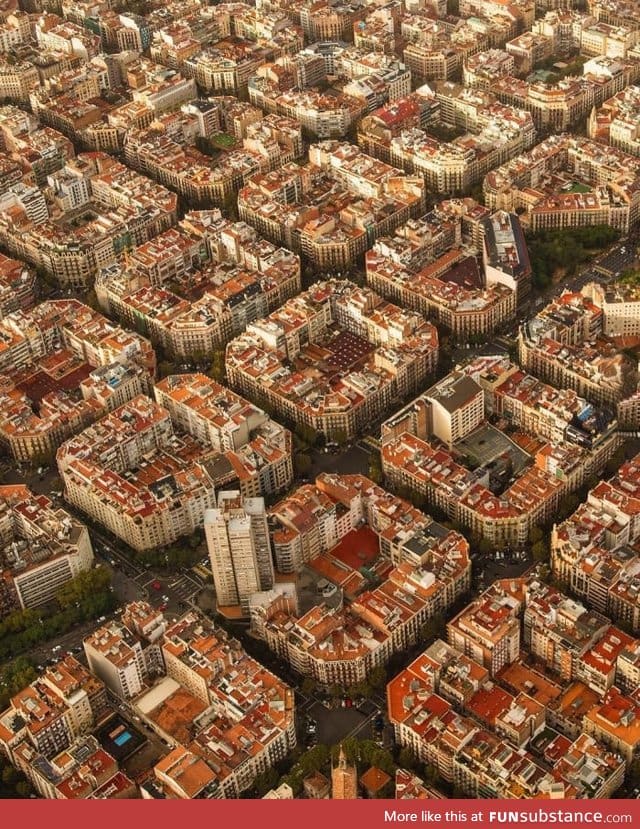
[134,572,201,604]
[169,575,201,602]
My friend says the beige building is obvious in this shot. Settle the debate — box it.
[96,212,301,360]
[226,280,438,441]
[447,582,523,675]
[0,655,107,771]
[583,281,640,338]
[255,473,471,686]
[238,142,425,269]
[0,153,177,288]
[484,134,640,235]
[0,485,93,616]
[421,373,485,448]
[158,612,296,797]
[205,491,274,612]
[366,248,517,338]
[154,374,293,498]
[584,688,640,764]
[0,299,154,463]
[84,603,166,699]
[57,395,220,552]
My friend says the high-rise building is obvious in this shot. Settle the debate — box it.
[332,746,358,799]
[205,492,274,611]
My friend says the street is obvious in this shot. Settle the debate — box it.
[0,228,637,744]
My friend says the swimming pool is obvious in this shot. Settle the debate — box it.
[114,730,132,747]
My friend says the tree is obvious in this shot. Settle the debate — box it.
[158,359,176,379]
[368,454,382,484]
[419,613,446,644]
[14,780,32,798]
[532,540,549,563]
[332,428,348,446]
[56,567,112,609]
[294,453,311,477]
[0,657,37,710]
[300,677,317,696]
[398,747,420,773]
[529,526,544,545]
[409,489,426,510]
[605,446,626,478]
[208,349,226,383]
[528,225,620,293]
[295,422,319,447]
[368,665,387,692]
[557,494,580,521]
[423,763,441,787]
[476,537,495,557]
[298,744,330,776]
[253,767,279,796]
[0,755,32,798]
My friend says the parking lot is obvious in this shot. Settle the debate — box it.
[474,550,533,591]
[300,698,382,748]
[308,444,371,478]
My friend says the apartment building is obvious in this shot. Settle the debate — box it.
[464,49,516,88]
[447,581,523,675]
[153,747,219,799]
[388,645,623,797]
[125,107,302,206]
[16,735,135,799]
[225,280,438,441]
[551,454,640,634]
[0,59,40,101]
[583,281,640,338]
[381,352,619,545]
[523,581,610,682]
[0,656,107,768]
[459,0,535,32]
[154,373,293,498]
[255,473,470,685]
[238,144,425,268]
[84,604,166,699]
[588,0,640,29]
[519,295,637,407]
[300,0,364,42]
[357,93,440,163]
[484,134,640,235]
[482,210,532,305]
[0,153,177,288]
[204,491,274,611]
[580,20,638,59]
[401,18,488,83]
[96,212,301,359]
[158,612,296,797]
[0,299,154,462]
[56,395,220,552]
[478,355,617,449]
[366,247,516,338]
[0,105,74,187]
[0,253,36,320]
[0,485,93,616]
[589,85,640,157]
[584,688,640,764]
